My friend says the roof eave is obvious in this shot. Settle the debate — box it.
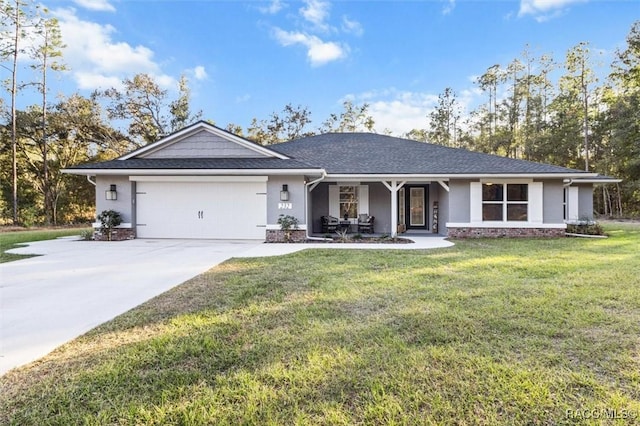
[324,172,599,180]
[567,178,623,184]
[62,168,325,176]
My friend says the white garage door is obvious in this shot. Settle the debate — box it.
[135,179,267,239]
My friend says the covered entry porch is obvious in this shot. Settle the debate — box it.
[306,179,450,237]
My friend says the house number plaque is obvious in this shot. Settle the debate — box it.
[278,202,293,210]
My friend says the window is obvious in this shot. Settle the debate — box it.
[482,183,528,222]
[339,186,358,218]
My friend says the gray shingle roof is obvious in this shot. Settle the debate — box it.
[68,132,595,176]
[67,157,317,170]
[271,133,592,175]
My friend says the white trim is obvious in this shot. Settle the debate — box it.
[529,181,543,224]
[92,222,132,229]
[567,186,579,221]
[63,168,322,176]
[120,122,289,160]
[326,173,597,179]
[569,178,622,184]
[446,222,567,229]
[470,182,482,223]
[328,185,339,218]
[437,180,450,192]
[266,224,307,231]
[129,175,268,183]
[358,185,369,216]
[65,170,598,179]
[480,178,532,184]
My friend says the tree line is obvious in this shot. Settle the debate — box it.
[1,0,638,225]
[414,25,639,218]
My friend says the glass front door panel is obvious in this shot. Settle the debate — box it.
[410,188,425,226]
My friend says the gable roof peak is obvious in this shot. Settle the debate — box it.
[119,121,289,160]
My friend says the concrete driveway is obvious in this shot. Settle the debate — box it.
[0,237,263,376]
[0,234,453,376]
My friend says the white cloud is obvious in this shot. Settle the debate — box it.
[193,66,208,81]
[518,0,587,20]
[54,8,175,90]
[442,0,455,15]
[342,89,438,135]
[342,16,363,36]
[300,0,331,31]
[74,72,122,90]
[345,87,483,136]
[258,0,285,15]
[235,94,251,103]
[72,0,115,12]
[273,28,347,66]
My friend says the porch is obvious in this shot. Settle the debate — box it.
[306,180,450,237]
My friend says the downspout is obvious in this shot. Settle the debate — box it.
[304,171,331,241]
[87,176,96,186]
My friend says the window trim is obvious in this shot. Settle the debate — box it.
[480,180,530,223]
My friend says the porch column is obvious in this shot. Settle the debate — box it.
[382,180,406,237]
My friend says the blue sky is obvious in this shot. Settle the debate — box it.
[11,0,640,135]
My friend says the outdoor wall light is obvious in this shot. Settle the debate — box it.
[280,184,289,201]
[105,184,117,200]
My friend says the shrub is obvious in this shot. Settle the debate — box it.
[80,229,94,241]
[97,210,123,241]
[566,222,605,236]
[277,215,299,242]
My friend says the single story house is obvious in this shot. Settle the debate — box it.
[64,121,617,241]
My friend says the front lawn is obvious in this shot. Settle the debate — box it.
[0,227,91,263]
[1,224,639,424]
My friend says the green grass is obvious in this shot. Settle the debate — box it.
[1,223,639,425]
[0,228,91,263]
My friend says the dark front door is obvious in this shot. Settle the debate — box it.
[403,185,429,230]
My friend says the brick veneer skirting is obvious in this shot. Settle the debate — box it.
[94,227,136,241]
[266,229,307,243]
[448,227,565,238]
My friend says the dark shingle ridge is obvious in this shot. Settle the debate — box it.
[271,132,591,175]
[67,157,318,170]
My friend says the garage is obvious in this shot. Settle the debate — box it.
[135,177,267,239]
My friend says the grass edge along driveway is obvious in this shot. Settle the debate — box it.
[1,223,639,425]
[0,228,90,263]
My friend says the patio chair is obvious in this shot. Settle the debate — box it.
[321,215,339,233]
[357,214,375,234]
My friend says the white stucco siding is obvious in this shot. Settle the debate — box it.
[266,176,307,228]
[95,175,134,223]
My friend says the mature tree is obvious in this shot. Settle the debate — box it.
[476,64,501,143]
[225,123,244,136]
[14,94,129,224]
[428,87,461,147]
[29,13,66,224]
[103,73,201,146]
[563,42,598,170]
[597,21,640,215]
[169,75,202,131]
[0,0,31,224]
[247,103,314,144]
[320,100,375,133]
[404,128,429,142]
